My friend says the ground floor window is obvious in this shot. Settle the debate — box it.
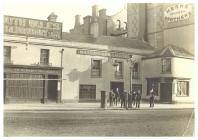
[177,81,189,97]
[147,79,159,96]
[79,85,96,100]
[5,73,44,99]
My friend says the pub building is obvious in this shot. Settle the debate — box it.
[3,3,195,104]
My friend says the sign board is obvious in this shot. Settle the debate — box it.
[76,49,131,59]
[164,4,192,23]
[4,15,62,39]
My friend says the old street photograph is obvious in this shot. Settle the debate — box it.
[3,0,195,137]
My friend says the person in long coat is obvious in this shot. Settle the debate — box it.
[149,88,155,108]
[136,90,141,108]
[120,91,125,108]
[114,88,120,106]
[131,90,136,107]
[109,89,114,107]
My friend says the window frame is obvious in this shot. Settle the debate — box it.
[114,60,124,79]
[40,49,50,65]
[176,81,189,97]
[91,59,102,78]
[161,58,172,73]
[4,46,11,64]
[79,84,96,100]
[132,62,139,79]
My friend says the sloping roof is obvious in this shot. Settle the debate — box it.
[62,32,154,50]
[143,44,194,59]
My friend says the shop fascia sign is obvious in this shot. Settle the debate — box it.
[164,4,192,23]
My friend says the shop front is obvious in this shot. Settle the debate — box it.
[4,64,62,104]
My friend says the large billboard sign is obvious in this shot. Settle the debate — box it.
[164,4,192,23]
[4,15,62,40]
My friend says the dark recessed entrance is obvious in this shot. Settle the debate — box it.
[110,82,124,93]
[160,83,172,103]
[48,75,58,102]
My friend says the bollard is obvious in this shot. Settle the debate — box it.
[101,91,107,109]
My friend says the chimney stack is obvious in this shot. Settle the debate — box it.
[83,16,91,34]
[92,5,99,17]
[99,9,107,17]
[47,12,58,22]
[75,15,81,27]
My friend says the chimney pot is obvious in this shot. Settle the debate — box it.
[47,12,58,22]
[99,9,107,17]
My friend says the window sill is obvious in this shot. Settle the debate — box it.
[91,76,102,78]
[161,72,172,74]
[176,95,189,97]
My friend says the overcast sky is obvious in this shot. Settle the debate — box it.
[3,0,129,32]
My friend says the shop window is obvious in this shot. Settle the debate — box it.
[40,49,49,65]
[91,59,102,77]
[132,63,139,79]
[115,61,123,79]
[4,46,11,63]
[177,81,189,96]
[147,79,159,96]
[79,85,96,100]
[161,58,171,73]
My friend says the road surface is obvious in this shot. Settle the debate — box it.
[4,109,194,136]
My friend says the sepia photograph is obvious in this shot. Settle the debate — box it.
[1,0,196,138]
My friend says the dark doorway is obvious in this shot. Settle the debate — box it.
[110,82,124,94]
[132,84,142,93]
[160,83,172,103]
[48,75,58,102]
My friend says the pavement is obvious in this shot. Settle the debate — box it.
[4,102,195,111]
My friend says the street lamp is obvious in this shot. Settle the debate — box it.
[127,55,136,94]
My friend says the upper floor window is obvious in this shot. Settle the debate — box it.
[4,46,11,64]
[91,59,102,77]
[161,58,171,73]
[132,63,139,79]
[177,81,189,97]
[115,61,123,79]
[40,49,49,65]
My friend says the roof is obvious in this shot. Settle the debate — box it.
[143,44,194,59]
[62,32,154,50]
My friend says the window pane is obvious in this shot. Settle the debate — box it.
[91,59,101,77]
[40,49,49,65]
[162,58,171,73]
[177,81,189,96]
[115,61,123,79]
[4,46,11,63]
[132,63,139,79]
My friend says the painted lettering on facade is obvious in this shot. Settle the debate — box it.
[76,49,131,59]
[164,4,192,23]
[4,16,62,39]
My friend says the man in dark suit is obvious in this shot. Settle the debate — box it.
[131,90,136,108]
[136,89,141,109]
[149,88,155,108]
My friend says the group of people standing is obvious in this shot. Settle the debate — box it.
[109,88,155,109]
